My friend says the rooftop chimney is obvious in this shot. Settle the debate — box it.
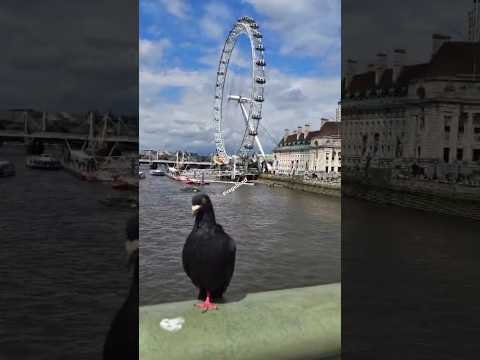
[375,53,387,86]
[303,124,310,138]
[320,118,329,130]
[431,33,450,58]
[283,128,289,142]
[296,126,302,140]
[393,49,406,83]
[345,59,357,90]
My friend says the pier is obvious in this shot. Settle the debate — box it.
[140,283,341,360]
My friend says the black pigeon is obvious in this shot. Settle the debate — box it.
[103,216,139,360]
[182,193,236,312]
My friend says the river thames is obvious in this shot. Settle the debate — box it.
[139,166,342,305]
[0,145,136,359]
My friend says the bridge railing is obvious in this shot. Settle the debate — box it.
[140,283,340,360]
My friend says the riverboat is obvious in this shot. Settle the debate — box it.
[150,169,165,176]
[26,154,62,170]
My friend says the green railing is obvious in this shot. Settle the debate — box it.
[140,283,341,360]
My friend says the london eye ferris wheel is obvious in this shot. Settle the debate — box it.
[213,16,267,167]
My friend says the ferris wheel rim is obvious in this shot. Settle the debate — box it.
[213,16,266,163]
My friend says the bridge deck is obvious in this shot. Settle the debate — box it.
[0,130,137,143]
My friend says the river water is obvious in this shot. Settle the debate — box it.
[139,166,341,305]
[342,196,480,358]
[0,145,136,359]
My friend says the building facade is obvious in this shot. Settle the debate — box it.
[341,34,480,182]
[273,120,341,176]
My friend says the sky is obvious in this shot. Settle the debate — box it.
[139,0,341,154]
[0,0,137,114]
[342,0,471,72]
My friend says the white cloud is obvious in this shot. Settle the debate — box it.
[140,67,210,90]
[199,2,232,39]
[243,0,340,59]
[140,64,340,153]
[159,0,189,19]
[141,0,190,19]
[139,38,171,69]
[197,44,250,69]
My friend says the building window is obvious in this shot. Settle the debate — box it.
[325,166,329,173]
[444,115,451,132]
[443,147,450,163]
[459,112,468,133]
[417,146,421,158]
[473,113,480,125]
[338,167,341,173]
[419,114,425,130]
[473,149,480,161]
[457,148,463,161]
[331,166,334,172]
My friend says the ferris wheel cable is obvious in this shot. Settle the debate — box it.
[258,123,278,145]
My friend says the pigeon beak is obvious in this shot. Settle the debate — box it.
[192,205,201,216]
[126,240,139,270]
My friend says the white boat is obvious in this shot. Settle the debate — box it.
[150,169,165,176]
[26,154,62,170]
[185,177,210,185]
[166,168,188,182]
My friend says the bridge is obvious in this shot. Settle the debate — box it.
[0,110,138,146]
[1,110,138,160]
[0,130,137,143]
[139,159,213,167]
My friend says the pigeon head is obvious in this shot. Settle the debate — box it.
[191,194,216,223]
[125,215,139,270]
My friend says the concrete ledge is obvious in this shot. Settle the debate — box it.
[140,283,341,360]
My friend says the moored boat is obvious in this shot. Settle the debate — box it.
[185,177,210,185]
[26,154,62,170]
[150,169,165,176]
[166,167,189,182]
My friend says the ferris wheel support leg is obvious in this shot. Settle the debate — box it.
[254,136,266,159]
[232,156,236,180]
[238,102,266,160]
[238,102,250,127]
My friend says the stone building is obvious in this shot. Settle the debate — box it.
[341,34,480,182]
[273,120,341,176]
